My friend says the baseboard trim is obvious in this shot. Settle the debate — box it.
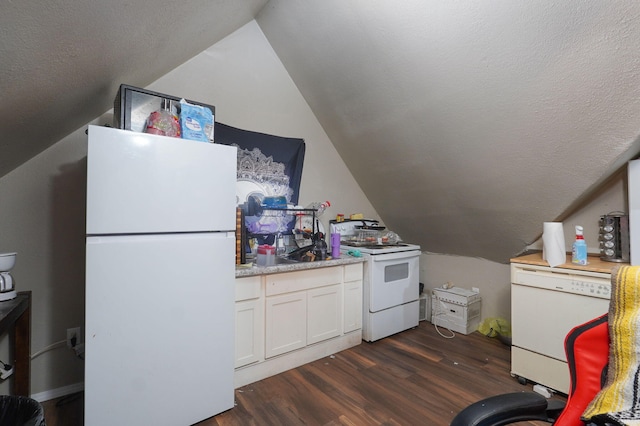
[31,382,84,403]
[234,331,362,388]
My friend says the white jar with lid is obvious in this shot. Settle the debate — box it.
[257,245,276,266]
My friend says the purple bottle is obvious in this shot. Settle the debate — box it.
[331,233,341,258]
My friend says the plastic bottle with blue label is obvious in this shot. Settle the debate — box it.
[572,225,588,265]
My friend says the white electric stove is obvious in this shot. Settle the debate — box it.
[329,220,421,341]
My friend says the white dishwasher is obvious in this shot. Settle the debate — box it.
[511,254,613,394]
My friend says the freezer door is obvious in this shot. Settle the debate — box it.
[87,125,237,234]
[85,232,235,426]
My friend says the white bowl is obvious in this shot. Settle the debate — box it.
[0,253,17,271]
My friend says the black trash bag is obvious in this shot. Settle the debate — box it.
[0,395,46,426]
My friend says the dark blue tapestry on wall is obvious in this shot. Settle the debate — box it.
[215,122,305,206]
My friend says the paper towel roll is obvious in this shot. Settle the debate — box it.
[542,222,566,267]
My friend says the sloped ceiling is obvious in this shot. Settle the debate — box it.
[0,0,267,175]
[2,1,640,263]
[257,1,640,262]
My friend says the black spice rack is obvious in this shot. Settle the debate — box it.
[247,207,318,238]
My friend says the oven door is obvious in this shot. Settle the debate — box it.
[367,250,420,312]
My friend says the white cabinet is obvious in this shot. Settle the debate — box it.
[265,266,343,358]
[343,264,363,333]
[307,284,342,345]
[343,281,362,333]
[235,276,263,368]
[234,262,364,388]
[265,291,307,358]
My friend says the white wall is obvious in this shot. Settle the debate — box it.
[0,20,377,398]
[420,171,627,330]
[420,253,511,320]
[147,21,378,231]
[527,171,627,254]
[0,125,89,398]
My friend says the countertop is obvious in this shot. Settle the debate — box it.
[235,256,365,278]
[510,252,626,274]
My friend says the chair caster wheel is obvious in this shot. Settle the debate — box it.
[517,376,528,385]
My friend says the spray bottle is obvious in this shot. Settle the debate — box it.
[572,225,588,265]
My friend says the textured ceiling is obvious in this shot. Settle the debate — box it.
[0,0,267,176]
[257,1,640,261]
[2,1,640,262]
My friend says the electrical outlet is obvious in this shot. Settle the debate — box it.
[74,343,85,357]
[67,327,81,348]
[472,287,480,293]
[0,366,13,380]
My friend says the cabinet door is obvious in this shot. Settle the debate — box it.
[235,298,264,368]
[307,284,342,345]
[265,292,307,358]
[344,280,363,333]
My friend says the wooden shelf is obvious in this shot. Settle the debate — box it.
[0,291,31,396]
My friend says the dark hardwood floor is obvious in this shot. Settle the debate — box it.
[43,321,563,425]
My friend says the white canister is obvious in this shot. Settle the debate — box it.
[257,245,276,266]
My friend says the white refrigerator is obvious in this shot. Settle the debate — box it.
[85,125,237,425]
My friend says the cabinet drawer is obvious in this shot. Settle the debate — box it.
[511,346,569,394]
[344,263,363,282]
[266,266,342,296]
[235,276,262,302]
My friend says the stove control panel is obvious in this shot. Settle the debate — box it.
[329,219,380,237]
